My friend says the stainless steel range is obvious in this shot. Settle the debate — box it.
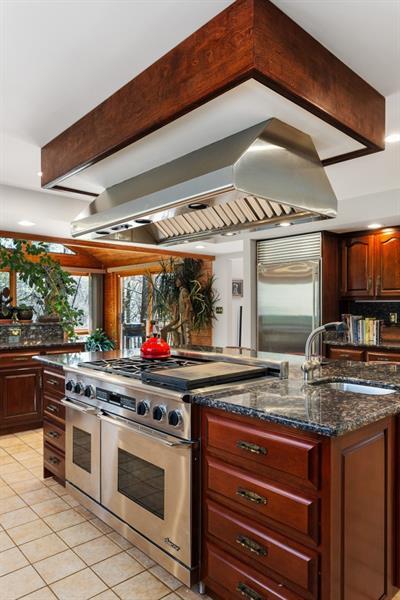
[62,352,287,586]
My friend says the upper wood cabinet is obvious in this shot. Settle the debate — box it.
[341,235,374,297]
[375,231,400,296]
[341,229,400,299]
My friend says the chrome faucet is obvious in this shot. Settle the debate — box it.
[302,322,347,382]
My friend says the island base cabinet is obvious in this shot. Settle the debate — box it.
[0,366,42,434]
[42,367,66,485]
[201,408,399,600]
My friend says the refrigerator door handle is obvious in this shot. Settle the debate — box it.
[312,262,321,355]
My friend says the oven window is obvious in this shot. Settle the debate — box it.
[72,427,91,473]
[117,449,165,519]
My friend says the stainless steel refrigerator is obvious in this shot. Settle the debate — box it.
[257,233,322,355]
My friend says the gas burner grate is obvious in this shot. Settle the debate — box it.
[77,357,205,379]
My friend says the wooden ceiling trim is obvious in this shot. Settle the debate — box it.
[41,0,385,189]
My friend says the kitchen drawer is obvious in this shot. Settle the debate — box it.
[205,412,320,488]
[366,351,400,363]
[43,419,65,453]
[43,395,65,423]
[43,443,65,481]
[43,369,65,398]
[327,347,364,361]
[206,457,319,543]
[206,499,318,598]
[204,541,302,600]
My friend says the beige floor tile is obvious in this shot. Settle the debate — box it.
[18,585,57,599]
[163,595,181,600]
[49,482,68,496]
[0,485,17,500]
[44,508,86,531]
[11,450,39,461]
[0,455,16,466]
[150,564,182,590]
[20,456,43,469]
[74,535,121,566]
[0,506,39,529]
[113,570,169,600]
[0,531,14,552]
[90,517,113,534]
[0,437,22,448]
[127,546,156,568]
[74,505,95,519]
[9,478,45,494]
[176,586,212,600]
[62,493,80,507]
[2,469,36,484]
[28,467,45,479]
[31,496,69,517]
[50,567,107,600]
[57,521,103,547]
[91,591,119,600]
[7,444,33,455]
[0,564,45,600]
[20,532,68,562]
[0,448,8,457]
[107,531,133,550]
[0,546,29,576]
[0,494,26,515]
[92,551,144,586]
[20,487,57,505]
[7,519,53,545]
[0,461,27,475]
[34,548,86,584]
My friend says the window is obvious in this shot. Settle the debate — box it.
[0,272,10,291]
[69,275,90,330]
[122,275,149,324]
[16,274,43,316]
[31,241,75,255]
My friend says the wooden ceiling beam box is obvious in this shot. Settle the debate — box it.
[41,0,385,189]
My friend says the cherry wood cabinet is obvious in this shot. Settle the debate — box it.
[42,366,66,485]
[0,365,42,433]
[341,228,400,299]
[201,408,398,600]
[326,346,364,361]
[327,346,400,363]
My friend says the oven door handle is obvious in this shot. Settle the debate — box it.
[61,397,100,415]
[99,413,193,448]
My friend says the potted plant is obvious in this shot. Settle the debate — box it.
[16,304,34,322]
[85,329,116,352]
[0,239,83,339]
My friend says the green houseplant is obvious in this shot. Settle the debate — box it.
[85,328,115,351]
[0,239,83,339]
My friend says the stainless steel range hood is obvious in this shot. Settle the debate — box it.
[71,119,337,245]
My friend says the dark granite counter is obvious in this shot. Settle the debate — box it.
[326,339,400,352]
[0,340,84,353]
[34,349,400,438]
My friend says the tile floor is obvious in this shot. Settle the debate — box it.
[0,429,210,600]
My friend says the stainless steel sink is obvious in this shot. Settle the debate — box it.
[313,381,395,395]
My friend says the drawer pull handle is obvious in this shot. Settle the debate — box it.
[48,456,61,465]
[46,405,58,414]
[237,582,264,600]
[236,535,267,557]
[47,379,58,386]
[237,440,267,455]
[46,431,60,439]
[236,487,267,505]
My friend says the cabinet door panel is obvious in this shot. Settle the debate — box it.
[327,347,365,361]
[341,236,374,297]
[0,368,42,428]
[375,232,400,296]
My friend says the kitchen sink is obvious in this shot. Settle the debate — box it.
[312,381,396,395]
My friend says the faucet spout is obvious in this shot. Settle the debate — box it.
[302,321,347,382]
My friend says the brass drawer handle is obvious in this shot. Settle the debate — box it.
[47,379,59,386]
[236,487,267,505]
[237,440,267,455]
[236,535,267,557]
[237,582,264,600]
[46,405,58,414]
[46,431,60,439]
[48,456,61,465]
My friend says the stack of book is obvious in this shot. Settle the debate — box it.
[341,314,382,345]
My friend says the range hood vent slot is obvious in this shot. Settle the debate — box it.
[71,119,337,245]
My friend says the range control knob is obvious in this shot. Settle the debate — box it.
[168,410,183,427]
[137,401,150,417]
[65,379,75,392]
[74,382,84,395]
[153,405,167,421]
[84,385,95,399]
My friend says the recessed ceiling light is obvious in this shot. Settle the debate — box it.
[37,171,43,177]
[279,221,291,227]
[222,231,237,236]
[195,244,205,249]
[18,220,35,227]
[367,223,382,229]
[385,133,400,144]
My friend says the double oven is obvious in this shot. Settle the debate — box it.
[61,367,197,585]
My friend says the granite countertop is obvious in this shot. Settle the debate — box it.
[325,339,400,352]
[0,339,85,352]
[33,349,400,438]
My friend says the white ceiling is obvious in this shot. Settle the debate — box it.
[0,0,399,244]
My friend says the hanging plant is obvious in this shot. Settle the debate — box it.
[0,239,84,339]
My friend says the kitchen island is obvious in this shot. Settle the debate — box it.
[34,349,400,599]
